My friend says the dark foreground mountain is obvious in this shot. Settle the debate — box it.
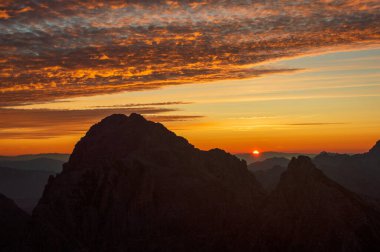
[11,114,380,251]
[0,193,30,251]
[31,113,265,251]
[259,156,380,252]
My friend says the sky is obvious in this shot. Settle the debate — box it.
[0,0,379,155]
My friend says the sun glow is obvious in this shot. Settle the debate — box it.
[252,150,260,156]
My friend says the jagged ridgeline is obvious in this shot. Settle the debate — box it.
[30,114,265,251]
[1,114,379,252]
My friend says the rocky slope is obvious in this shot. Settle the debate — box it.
[0,193,30,251]
[31,113,265,251]
[259,156,380,252]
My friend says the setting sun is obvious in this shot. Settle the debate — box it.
[252,150,260,156]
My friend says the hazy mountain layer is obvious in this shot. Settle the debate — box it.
[248,143,380,199]
[0,154,69,163]
[314,144,380,199]
[0,166,55,213]
[0,158,64,173]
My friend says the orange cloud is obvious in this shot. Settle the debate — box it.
[0,0,379,107]
[0,10,10,19]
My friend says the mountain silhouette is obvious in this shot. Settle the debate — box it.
[31,113,265,251]
[259,156,380,252]
[248,142,380,198]
[4,114,377,251]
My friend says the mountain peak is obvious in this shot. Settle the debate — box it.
[129,112,146,120]
[261,156,380,251]
[66,113,190,169]
[287,155,316,174]
[275,155,329,191]
[98,113,146,126]
[103,113,128,121]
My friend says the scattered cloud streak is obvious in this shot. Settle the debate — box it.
[0,0,379,106]
[91,101,192,108]
[0,106,203,138]
[286,122,348,126]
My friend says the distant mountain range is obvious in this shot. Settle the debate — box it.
[314,143,380,199]
[0,114,378,251]
[0,157,66,173]
[248,142,380,200]
[0,166,54,213]
[235,152,316,164]
[0,153,69,163]
[0,154,67,213]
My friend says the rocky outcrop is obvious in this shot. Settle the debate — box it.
[32,113,265,251]
[259,156,380,252]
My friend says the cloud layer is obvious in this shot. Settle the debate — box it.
[1,0,379,106]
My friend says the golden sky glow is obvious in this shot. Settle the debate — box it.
[0,1,380,155]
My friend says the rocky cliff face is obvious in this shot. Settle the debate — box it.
[259,156,380,252]
[32,113,264,251]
